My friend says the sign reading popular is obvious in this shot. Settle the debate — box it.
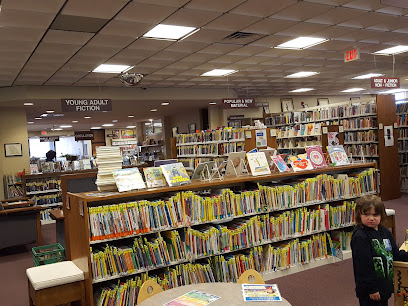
[222,98,256,109]
[61,99,112,112]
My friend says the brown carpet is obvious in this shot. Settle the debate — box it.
[0,195,406,306]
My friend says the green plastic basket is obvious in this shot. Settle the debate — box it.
[32,243,65,266]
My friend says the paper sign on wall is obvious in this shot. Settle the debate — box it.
[255,129,267,147]
[384,125,394,147]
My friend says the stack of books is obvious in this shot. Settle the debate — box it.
[95,146,123,191]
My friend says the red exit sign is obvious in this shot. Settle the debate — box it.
[344,48,360,62]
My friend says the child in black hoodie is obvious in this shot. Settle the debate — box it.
[351,195,408,306]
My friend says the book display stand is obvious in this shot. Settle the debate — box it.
[225,158,249,177]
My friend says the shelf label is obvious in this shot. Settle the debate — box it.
[370,77,400,88]
[61,98,112,112]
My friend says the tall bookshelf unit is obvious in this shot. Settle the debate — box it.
[65,163,376,305]
[397,102,408,192]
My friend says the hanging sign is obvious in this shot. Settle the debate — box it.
[344,48,360,62]
[228,115,245,120]
[255,102,269,107]
[222,98,256,109]
[61,99,112,112]
[74,131,94,141]
[370,77,400,89]
[40,136,59,142]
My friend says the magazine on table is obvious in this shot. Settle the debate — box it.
[164,290,220,306]
[241,284,282,302]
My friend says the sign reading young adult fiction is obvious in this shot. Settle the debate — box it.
[222,98,256,109]
[61,99,112,112]
[370,77,400,89]
[74,131,94,141]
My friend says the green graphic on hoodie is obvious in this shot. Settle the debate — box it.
[372,238,393,280]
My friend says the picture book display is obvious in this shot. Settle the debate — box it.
[290,154,314,172]
[143,167,167,188]
[306,145,327,169]
[160,163,191,187]
[225,152,247,177]
[241,284,282,302]
[112,168,146,192]
[259,148,276,166]
[164,290,220,306]
[271,155,290,172]
[191,161,215,180]
[247,152,271,176]
[327,145,350,166]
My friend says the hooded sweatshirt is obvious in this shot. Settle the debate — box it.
[351,224,408,300]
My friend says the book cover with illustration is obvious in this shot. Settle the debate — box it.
[164,290,220,306]
[112,168,146,192]
[160,162,191,187]
[290,154,314,172]
[328,145,350,166]
[306,145,327,169]
[271,155,290,172]
[247,152,271,176]
[241,284,282,302]
[143,167,167,188]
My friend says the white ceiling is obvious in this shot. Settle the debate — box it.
[1,0,408,130]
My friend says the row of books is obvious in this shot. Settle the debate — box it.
[344,130,377,143]
[399,153,408,165]
[399,129,408,139]
[96,146,123,192]
[342,117,378,130]
[177,142,245,156]
[400,166,408,178]
[398,114,408,126]
[88,169,376,241]
[25,179,61,192]
[277,138,320,149]
[344,144,378,157]
[7,185,24,198]
[399,140,408,151]
[276,123,321,138]
[401,178,408,191]
[32,193,62,206]
[40,209,53,221]
[4,173,21,185]
[176,128,245,144]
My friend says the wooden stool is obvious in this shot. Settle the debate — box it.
[27,261,85,306]
[385,209,396,240]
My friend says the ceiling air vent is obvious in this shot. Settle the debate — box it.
[224,32,257,40]
[220,31,264,45]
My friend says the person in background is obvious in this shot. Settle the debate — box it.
[45,150,56,162]
[351,195,408,306]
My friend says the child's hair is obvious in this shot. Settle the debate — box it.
[355,195,386,226]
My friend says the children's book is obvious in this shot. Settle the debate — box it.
[241,284,282,302]
[164,290,220,306]
[143,167,167,188]
[271,155,290,172]
[160,162,191,187]
[247,152,271,176]
[327,145,350,166]
[291,155,314,172]
[305,145,327,169]
[112,168,146,192]
[225,151,247,177]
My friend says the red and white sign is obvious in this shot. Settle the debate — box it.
[344,48,360,62]
[371,77,400,89]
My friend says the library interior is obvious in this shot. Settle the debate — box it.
[1,0,408,305]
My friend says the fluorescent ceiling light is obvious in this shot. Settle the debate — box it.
[24,102,33,106]
[341,88,365,92]
[209,102,217,105]
[161,102,169,106]
[143,24,197,40]
[102,123,114,127]
[289,88,315,93]
[91,127,101,129]
[112,120,118,122]
[128,115,134,118]
[285,71,319,78]
[35,117,42,120]
[27,122,34,124]
[127,125,136,128]
[276,37,328,50]
[379,88,408,94]
[201,69,238,77]
[60,125,72,128]
[352,73,384,79]
[72,121,78,123]
[93,64,133,73]
[373,45,408,55]
[40,114,48,117]
[46,110,55,113]
[151,109,158,112]
[84,116,91,119]
[53,128,63,131]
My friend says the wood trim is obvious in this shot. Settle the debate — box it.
[321,125,344,153]
[24,169,97,180]
[0,206,41,215]
[36,211,42,246]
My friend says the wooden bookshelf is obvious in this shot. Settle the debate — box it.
[64,163,376,305]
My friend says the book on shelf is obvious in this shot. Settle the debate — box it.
[95,146,123,191]
[160,162,191,187]
[143,167,167,188]
[259,148,276,167]
[241,284,282,302]
[327,145,350,166]
[290,154,313,172]
[306,145,327,169]
[225,152,247,177]
[271,155,290,172]
[112,168,146,192]
[247,152,271,176]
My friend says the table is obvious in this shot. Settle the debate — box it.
[138,282,292,306]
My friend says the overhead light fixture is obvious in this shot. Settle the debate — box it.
[201,69,238,77]
[102,123,114,127]
[40,114,48,117]
[46,110,55,113]
[289,88,315,92]
[35,117,42,120]
[151,109,158,112]
[275,37,328,50]
[127,125,136,128]
[91,127,102,129]
[379,88,408,94]
[161,102,169,106]
[93,64,133,73]
[285,71,319,78]
[373,45,408,56]
[341,88,365,92]
[209,102,217,105]
[60,125,72,128]
[27,122,34,124]
[128,115,134,118]
[143,24,198,41]
[112,120,118,122]
[53,128,63,131]
[72,121,78,123]
[352,73,384,79]
[24,102,34,106]
[84,116,91,119]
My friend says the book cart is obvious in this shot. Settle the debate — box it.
[65,162,377,305]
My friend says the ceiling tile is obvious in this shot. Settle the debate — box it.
[337,12,380,28]
[185,0,245,13]
[209,54,248,64]
[113,48,157,61]
[149,51,188,61]
[0,41,37,52]
[0,9,55,29]
[132,0,189,7]
[204,14,262,31]
[100,20,154,37]
[163,8,222,27]
[306,7,366,25]
[60,62,99,72]
[68,54,105,65]
[342,0,385,11]
[0,60,25,69]
[166,41,211,53]
[227,45,269,56]
[136,59,174,68]
[0,51,31,62]
[128,38,173,51]
[3,0,65,13]
[197,43,242,55]
[179,53,220,63]
[28,52,72,63]
[42,30,94,45]
[376,6,408,15]
[62,0,128,19]
[365,14,405,31]
[184,29,235,43]
[242,18,298,35]
[87,34,135,48]
[126,66,157,74]
[166,61,199,70]
[275,22,329,36]
[36,42,82,55]
[115,2,177,23]
[76,45,124,58]
[0,27,45,42]
[231,0,298,17]
[270,2,333,22]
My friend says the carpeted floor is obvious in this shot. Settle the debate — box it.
[0,194,406,306]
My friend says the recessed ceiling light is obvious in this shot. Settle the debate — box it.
[102,123,114,127]
[112,120,118,122]
[151,109,158,112]
[93,64,133,73]
[91,127,102,129]
[46,110,55,113]
[84,116,91,119]
[373,45,408,56]
[35,117,42,120]
[285,71,319,78]
[352,73,384,79]
[209,102,217,105]
[40,114,48,117]
[143,24,198,40]
[201,69,238,77]
[27,122,34,124]
[60,125,72,128]
[379,88,408,94]
[53,128,63,131]
[72,121,78,123]
[289,88,315,92]
[161,102,169,106]
[275,37,328,50]
[341,88,365,92]
[128,115,134,118]
[24,102,34,106]
[127,125,136,128]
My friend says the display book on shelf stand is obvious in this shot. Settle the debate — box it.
[64,149,378,305]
